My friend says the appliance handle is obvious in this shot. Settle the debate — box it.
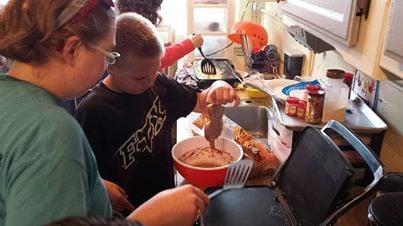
[320,120,384,226]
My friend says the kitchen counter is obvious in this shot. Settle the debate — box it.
[176,82,389,187]
[272,92,388,133]
[245,79,388,185]
[246,80,388,157]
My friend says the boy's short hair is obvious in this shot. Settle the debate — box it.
[113,12,164,66]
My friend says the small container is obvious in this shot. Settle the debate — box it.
[305,89,325,124]
[297,100,306,119]
[285,96,299,116]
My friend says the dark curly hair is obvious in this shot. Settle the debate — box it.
[44,215,139,226]
[116,0,163,26]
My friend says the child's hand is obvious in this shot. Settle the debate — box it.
[190,33,204,48]
[103,179,135,213]
[194,81,240,113]
[206,81,240,106]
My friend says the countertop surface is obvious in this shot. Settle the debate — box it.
[247,79,388,133]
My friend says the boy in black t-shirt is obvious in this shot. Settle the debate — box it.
[76,12,239,214]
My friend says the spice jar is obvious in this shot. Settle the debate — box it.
[305,89,325,124]
[303,84,321,101]
[285,97,299,116]
[297,100,306,119]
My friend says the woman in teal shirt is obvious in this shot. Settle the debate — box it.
[0,1,208,226]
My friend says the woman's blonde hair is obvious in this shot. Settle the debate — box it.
[0,0,115,65]
[113,12,164,66]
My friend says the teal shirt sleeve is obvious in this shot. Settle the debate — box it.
[3,113,111,226]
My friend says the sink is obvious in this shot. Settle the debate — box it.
[224,105,271,139]
[223,100,290,164]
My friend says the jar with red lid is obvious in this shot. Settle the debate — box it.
[305,89,325,124]
[303,84,321,101]
[285,96,299,116]
[297,100,306,119]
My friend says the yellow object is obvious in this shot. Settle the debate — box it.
[246,87,266,99]
[236,83,246,91]
[235,83,266,99]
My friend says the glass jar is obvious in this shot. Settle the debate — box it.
[297,100,306,119]
[305,89,325,124]
[285,97,299,116]
[320,69,349,123]
[303,84,321,102]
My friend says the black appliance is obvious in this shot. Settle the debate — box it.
[202,120,384,226]
[284,49,304,80]
[251,45,280,74]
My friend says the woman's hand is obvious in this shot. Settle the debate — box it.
[127,185,209,226]
[103,179,135,213]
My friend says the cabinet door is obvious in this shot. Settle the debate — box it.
[383,0,403,64]
[281,0,368,46]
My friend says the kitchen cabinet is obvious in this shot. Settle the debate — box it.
[266,0,392,80]
[280,0,369,47]
[187,0,235,61]
[380,0,403,79]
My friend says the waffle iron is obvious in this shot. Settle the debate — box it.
[201,125,354,226]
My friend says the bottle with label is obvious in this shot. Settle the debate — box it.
[320,69,349,122]
[285,97,299,116]
[303,84,321,102]
[305,89,325,124]
[297,100,306,119]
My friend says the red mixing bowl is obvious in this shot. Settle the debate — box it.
[172,136,243,188]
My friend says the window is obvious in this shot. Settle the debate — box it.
[160,0,188,36]
[187,0,235,61]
